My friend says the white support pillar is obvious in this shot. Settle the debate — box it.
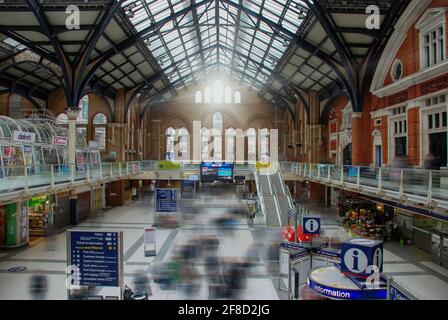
[356,167,361,188]
[66,107,81,165]
[427,171,433,204]
[378,168,382,192]
[399,170,404,199]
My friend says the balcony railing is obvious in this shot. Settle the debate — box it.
[0,161,446,214]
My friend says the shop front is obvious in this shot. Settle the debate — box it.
[28,193,71,237]
[29,195,53,236]
[91,186,104,212]
[340,198,388,240]
[0,201,29,248]
[77,191,91,221]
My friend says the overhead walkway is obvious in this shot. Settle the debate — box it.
[0,161,447,221]
[281,162,448,219]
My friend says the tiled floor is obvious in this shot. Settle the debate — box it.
[0,186,447,300]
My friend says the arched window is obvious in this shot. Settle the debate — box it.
[166,127,176,160]
[77,95,89,124]
[226,128,236,162]
[9,94,22,118]
[201,127,209,161]
[204,86,212,103]
[234,91,241,104]
[76,95,89,140]
[195,90,202,103]
[213,112,223,161]
[259,128,270,162]
[179,127,189,158]
[224,86,232,104]
[56,113,68,125]
[93,113,107,150]
[213,80,223,103]
[247,128,257,162]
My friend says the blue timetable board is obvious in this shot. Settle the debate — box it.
[69,231,121,287]
[156,189,178,212]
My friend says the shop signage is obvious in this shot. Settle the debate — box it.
[307,277,387,300]
[302,216,321,235]
[155,188,178,212]
[68,230,123,287]
[12,130,35,143]
[143,227,156,257]
[389,283,412,300]
[52,136,68,146]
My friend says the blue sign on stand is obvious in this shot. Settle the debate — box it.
[156,189,178,212]
[302,217,321,235]
[68,231,123,287]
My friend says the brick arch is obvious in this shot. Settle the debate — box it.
[163,114,191,133]
[320,94,350,125]
[244,114,274,131]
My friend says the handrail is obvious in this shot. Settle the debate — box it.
[254,170,266,221]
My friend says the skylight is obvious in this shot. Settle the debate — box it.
[122,0,309,91]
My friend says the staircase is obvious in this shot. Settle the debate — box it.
[270,172,292,226]
[256,171,282,227]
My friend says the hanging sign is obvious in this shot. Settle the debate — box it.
[12,130,36,143]
[52,136,68,146]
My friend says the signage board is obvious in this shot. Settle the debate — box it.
[307,277,387,300]
[200,162,234,182]
[341,239,383,277]
[389,282,412,300]
[67,230,123,287]
[143,227,156,257]
[155,188,178,212]
[302,217,321,235]
[12,130,36,143]
[52,136,68,146]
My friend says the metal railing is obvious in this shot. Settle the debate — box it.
[0,160,447,213]
[285,162,448,210]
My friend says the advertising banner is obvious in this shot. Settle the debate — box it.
[6,203,17,246]
[68,230,123,287]
[157,160,181,170]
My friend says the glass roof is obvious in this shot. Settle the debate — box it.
[122,0,309,91]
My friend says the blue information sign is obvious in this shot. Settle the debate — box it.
[156,189,178,212]
[302,217,321,235]
[390,283,412,300]
[69,231,121,287]
[307,278,387,300]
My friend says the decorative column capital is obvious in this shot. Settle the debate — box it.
[65,107,81,120]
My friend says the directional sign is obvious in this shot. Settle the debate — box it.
[68,231,122,287]
[156,189,178,212]
[302,217,321,235]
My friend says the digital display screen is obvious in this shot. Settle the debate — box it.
[201,163,234,182]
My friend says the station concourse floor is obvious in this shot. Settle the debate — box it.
[0,185,448,300]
